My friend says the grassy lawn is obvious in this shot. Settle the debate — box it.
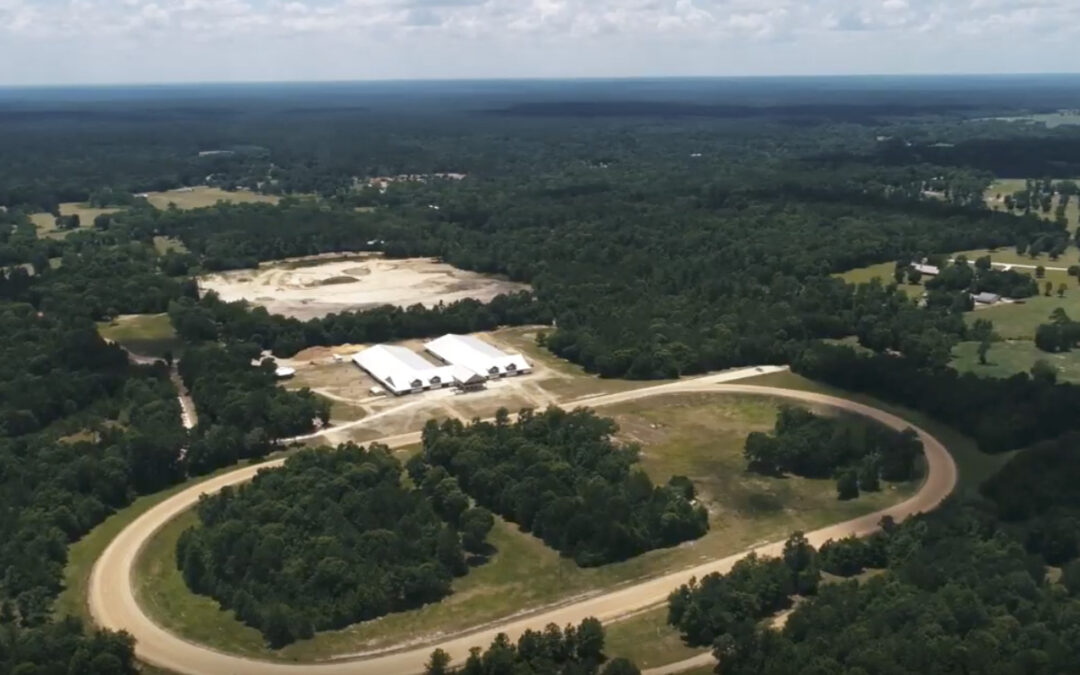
[30,203,123,239]
[144,186,279,210]
[966,289,1080,340]
[130,392,919,662]
[605,606,702,670]
[985,178,1080,230]
[952,340,1080,384]
[97,313,182,358]
[834,261,924,298]
[491,326,668,399]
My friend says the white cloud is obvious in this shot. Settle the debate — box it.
[1,0,1080,83]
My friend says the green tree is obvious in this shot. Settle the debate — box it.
[836,469,859,501]
[858,455,881,491]
[1031,359,1058,384]
[436,525,468,577]
[425,648,452,675]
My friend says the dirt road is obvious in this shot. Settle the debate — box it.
[88,370,957,675]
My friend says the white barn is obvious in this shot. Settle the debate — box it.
[424,334,531,379]
[352,345,456,396]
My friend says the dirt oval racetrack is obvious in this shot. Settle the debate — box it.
[88,376,958,675]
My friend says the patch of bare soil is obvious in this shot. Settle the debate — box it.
[198,255,530,320]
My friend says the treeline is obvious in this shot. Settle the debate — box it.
[178,444,492,647]
[981,432,1080,565]
[0,232,195,321]
[793,342,1080,453]
[0,291,183,675]
[178,343,329,473]
[0,303,130,436]
[169,290,550,358]
[672,497,1080,675]
[744,406,921,499]
[0,617,137,675]
[116,201,386,271]
[921,255,1038,300]
[1035,308,1080,353]
[424,618,640,675]
[414,407,708,566]
[668,532,821,647]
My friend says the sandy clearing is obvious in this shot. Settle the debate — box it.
[143,186,280,210]
[198,256,530,320]
[88,367,957,675]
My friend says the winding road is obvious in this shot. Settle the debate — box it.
[88,369,957,675]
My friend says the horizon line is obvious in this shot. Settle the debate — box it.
[4,71,1080,90]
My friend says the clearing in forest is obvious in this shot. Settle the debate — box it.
[29,203,122,239]
[197,255,530,321]
[143,186,280,210]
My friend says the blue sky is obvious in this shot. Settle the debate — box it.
[1,0,1077,85]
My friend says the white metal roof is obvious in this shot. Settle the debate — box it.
[424,334,531,378]
[352,345,454,394]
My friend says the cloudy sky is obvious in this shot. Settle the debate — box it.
[0,0,1077,85]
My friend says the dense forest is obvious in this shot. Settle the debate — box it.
[669,494,1080,675]
[423,618,640,675]
[744,406,921,499]
[413,407,708,566]
[178,444,493,647]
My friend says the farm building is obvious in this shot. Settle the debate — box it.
[352,345,456,396]
[425,334,531,379]
[972,292,1002,305]
[912,263,940,276]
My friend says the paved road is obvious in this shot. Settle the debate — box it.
[89,369,957,675]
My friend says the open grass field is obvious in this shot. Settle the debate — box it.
[97,313,182,358]
[143,186,279,210]
[834,261,924,298]
[954,246,1080,269]
[967,288,1080,340]
[129,391,918,662]
[952,340,1080,384]
[30,203,123,239]
[605,606,701,670]
[984,178,1080,232]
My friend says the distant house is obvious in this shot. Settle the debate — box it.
[972,292,1002,305]
[912,263,940,276]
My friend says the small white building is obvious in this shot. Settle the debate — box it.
[424,334,531,380]
[912,263,940,276]
[972,292,1002,305]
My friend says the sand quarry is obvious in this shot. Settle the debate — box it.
[198,254,530,320]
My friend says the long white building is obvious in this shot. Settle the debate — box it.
[424,334,531,379]
[352,345,456,396]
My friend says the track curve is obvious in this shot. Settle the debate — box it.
[89,377,957,675]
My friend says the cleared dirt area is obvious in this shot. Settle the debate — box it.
[143,186,279,210]
[278,327,660,440]
[199,255,530,320]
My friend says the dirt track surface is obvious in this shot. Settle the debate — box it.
[89,369,957,675]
